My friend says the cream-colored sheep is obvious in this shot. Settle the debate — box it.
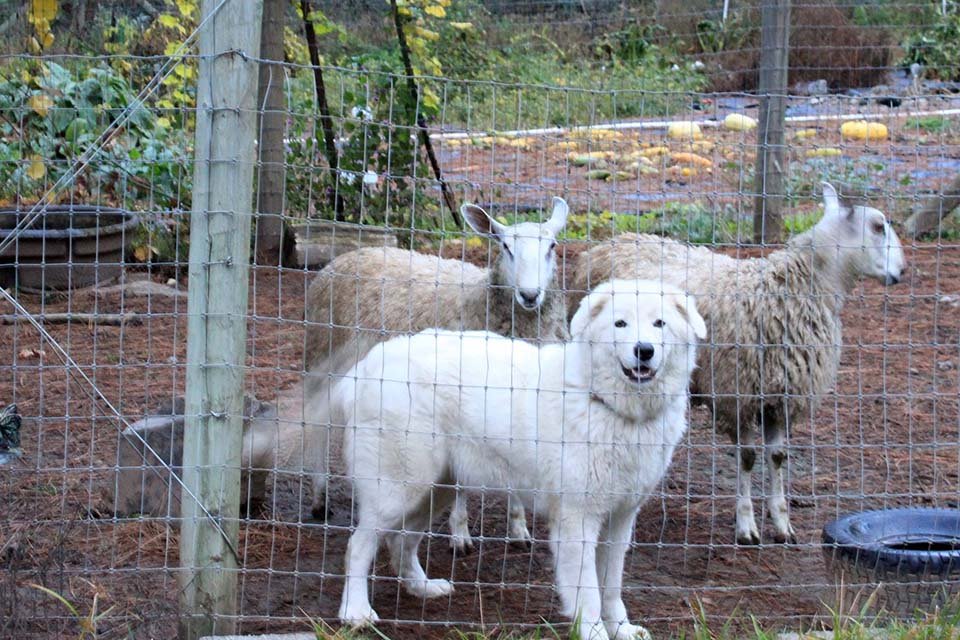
[569,184,906,544]
[302,198,570,552]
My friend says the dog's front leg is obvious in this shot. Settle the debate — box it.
[550,513,607,640]
[597,507,650,640]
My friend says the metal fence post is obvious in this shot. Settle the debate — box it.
[178,1,263,638]
[753,0,791,244]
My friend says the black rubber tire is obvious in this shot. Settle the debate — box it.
[822,508,960,578]
[822,508,960,618]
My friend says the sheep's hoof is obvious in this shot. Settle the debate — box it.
[509,537,533,551]
[736,530,761,545]
[773,529,798,545]
[450,538,475,556]
[310,497,327,520]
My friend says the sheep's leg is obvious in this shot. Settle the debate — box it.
[448,490,474,554]
[734,428,761,545]
[507,495,532,549]
[763,415,796,544]
[598,507,651,640]
[551,512,608,640]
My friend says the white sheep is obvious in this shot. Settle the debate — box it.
[569,183,906,544]
[302,197,570,551]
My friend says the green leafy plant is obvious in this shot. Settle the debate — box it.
[0,60,191,208]
[696,13,752,54]
[905,115,955,134]
[902,7,960,81]
[29,580,115,640]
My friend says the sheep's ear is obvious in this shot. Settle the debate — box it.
[570,289,609,339]
[544,197,569,235]
[672,293,707,340]
[821,182,842,218]
[462,203,505,240]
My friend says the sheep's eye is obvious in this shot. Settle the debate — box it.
[653,319,665,328]
[501,242,512,257]
[872,221,885,235]
[548,241,557,253]
[614,319,627,328]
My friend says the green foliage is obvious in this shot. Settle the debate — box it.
[633,202,744,244]
[905,115,955,134]
[695,13,752,54]
[0,60,191,208]
[903,7,960,81]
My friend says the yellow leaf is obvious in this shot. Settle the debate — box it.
[412,25,439,41]
[449,21,473,30]
[422,87,439,111]
[29,0,58,24]
[29,93,53,117]
[26,156,46,180]
[28,37,42,54]
[41,31,54,48]
[424,4,446,17]
[156,116,171,128]
[158,14,179,29]
[133,245,151,262]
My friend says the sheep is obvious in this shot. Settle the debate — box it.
[568,183,906,544]
[302,197,570,552]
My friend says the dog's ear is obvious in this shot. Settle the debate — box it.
[570,290,610,338]
[672,292,707,340]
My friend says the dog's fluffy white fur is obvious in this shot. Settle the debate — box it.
[331,279,706,640]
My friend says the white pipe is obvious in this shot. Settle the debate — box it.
[429,106,960,140]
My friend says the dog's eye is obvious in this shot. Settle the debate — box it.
[614,319,627,328]
[653,319,665,328]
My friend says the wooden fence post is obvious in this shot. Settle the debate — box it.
[178,1,262,637]
[753,0,791,244]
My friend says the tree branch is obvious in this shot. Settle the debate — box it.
[390,0,462,228]
[300,0,345,221]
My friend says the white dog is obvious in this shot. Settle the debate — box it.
[332,279,706,640]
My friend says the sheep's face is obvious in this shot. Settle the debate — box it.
[851,205,906,285]
[570,279,706,387]
[461,197,569,310]
[821,182,906,285]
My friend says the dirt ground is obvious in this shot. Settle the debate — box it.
[1,233,958,639]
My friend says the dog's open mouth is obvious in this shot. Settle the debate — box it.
[622,364,656,383]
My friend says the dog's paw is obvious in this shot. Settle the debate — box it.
[605,621,652,640]
[405,577,454,599]
[339,602,379,627]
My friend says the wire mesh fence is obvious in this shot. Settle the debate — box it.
[1,0,959,638]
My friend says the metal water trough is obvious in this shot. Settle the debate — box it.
[0,205,139,292]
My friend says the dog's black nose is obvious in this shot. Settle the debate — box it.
[518,290,539,306]
[634,342,655,362]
